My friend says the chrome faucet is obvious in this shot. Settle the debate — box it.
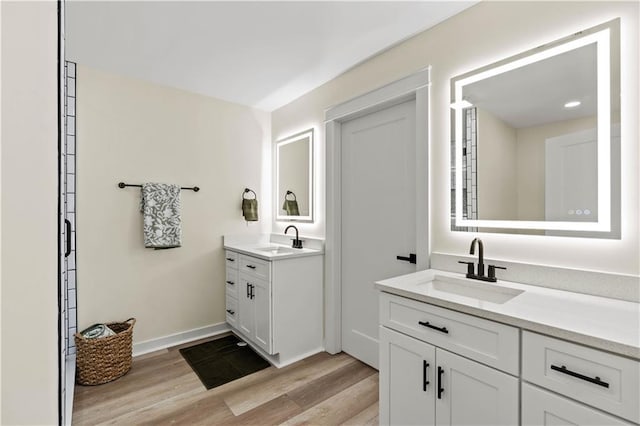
[458,238,506,282]
[284,225,303,249]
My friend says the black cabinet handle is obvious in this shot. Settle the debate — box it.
[423,361,430,391]
[226,309,234,315]
[249,284,255,299]
[246,264,256,269]
[226,280,234,285]
[437,366,444,399]
[64,219,72,257]
[550,365,609,388]
[396,253,417,264]
[246,283,250,298]
[226,257,235,262]
[418,321,449,334]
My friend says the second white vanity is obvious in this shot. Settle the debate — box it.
[223,234,324,367]
[377,270,640,426]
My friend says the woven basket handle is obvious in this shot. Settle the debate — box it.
[125,318,136,326]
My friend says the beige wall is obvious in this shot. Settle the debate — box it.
[476,107,518,220]
[1,2,59,424]
[76,66,271,344]
[272,1,640,275]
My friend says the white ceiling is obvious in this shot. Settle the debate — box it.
[463,43,598,129]
[66,1,477,111]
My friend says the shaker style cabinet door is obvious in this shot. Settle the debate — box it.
[522,383,635,426]
[379,326,436,426]
[435,348,519,426]
[252,277,272,354]
[238,275,255,337]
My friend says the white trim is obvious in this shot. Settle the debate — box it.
[324,68,431,354]
[132,322,230,357]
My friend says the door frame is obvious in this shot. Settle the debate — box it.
[324,68,431,354]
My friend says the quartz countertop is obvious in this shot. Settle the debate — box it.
[224,241,323,261]
[376,269,640,360]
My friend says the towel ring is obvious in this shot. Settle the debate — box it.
[243,188,257,200]
[285,190,297,201]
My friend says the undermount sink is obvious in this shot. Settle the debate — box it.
[426,275,524,304]
[255,245,297,254]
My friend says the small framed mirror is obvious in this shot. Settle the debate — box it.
[450,19,620,237]
[275,129,314,222]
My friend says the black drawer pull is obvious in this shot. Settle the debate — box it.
[550,365,610,388]
[246,264,256,269]
[437,366,444,399]
[226,258,235,262]
[418,321,449,334]
[423,361,430,391]
[226,280,234,285]
[249,284,255,299]
[226,309,235,315]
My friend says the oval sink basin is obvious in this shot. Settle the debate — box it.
[427,275,524,304]
[255,246,297,254]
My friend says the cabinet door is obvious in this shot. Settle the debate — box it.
[238,275,254,337]
[522,383,634,426]
[252,277,272,354]
[435,348,518,426]
[379,326,436,426]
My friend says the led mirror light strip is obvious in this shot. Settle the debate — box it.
[453,27,611,232]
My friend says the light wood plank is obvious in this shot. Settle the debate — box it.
[342,401,379,425]
[73,335,379,426]
[287,359,377,409]
[281,374,379,426]
[222,352,353,415]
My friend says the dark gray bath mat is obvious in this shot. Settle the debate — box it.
[179,334,270,389]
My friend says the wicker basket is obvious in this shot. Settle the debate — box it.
[75,318,136,385]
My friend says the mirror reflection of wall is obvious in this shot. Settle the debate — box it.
[451,18,620,237]
[276,129,314,222]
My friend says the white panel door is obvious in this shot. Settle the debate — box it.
[545,128,597,222]
[341,100,417,368]
[435,348,519,426]
[379,326,435,426]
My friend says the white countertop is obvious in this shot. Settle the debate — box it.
[224,234,324,261]
[376,269,640,360]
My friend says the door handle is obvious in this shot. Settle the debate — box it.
[246,283,251,298]
[249,284,255,299]
[64,219,72,257]
[437,366,444,399]
[396,253,416,264]
[423,360,430,391]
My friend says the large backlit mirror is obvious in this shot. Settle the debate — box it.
[275,129,314,222]
[451,19,620,237]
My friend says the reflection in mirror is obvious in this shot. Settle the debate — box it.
[450,19,620,237]
[276,129,314,222]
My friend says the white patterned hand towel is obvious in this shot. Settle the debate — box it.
[140,183,182,249]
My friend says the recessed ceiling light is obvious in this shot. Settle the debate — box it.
[564,100,581,108]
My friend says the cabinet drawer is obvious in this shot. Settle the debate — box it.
[522,331,639,423]
[225,250,238,269]
[380,292,519,375]
[225,295,238,328]
[239,255,270,280]
[522,383,634,426]
[225,268,238,299]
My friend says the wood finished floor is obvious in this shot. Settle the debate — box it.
[72,334,379,425]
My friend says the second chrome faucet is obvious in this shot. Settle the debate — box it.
[458,238,506,282]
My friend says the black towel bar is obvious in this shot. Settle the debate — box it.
[118,182,200,192]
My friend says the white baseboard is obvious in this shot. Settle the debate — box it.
[132,322,230,357]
